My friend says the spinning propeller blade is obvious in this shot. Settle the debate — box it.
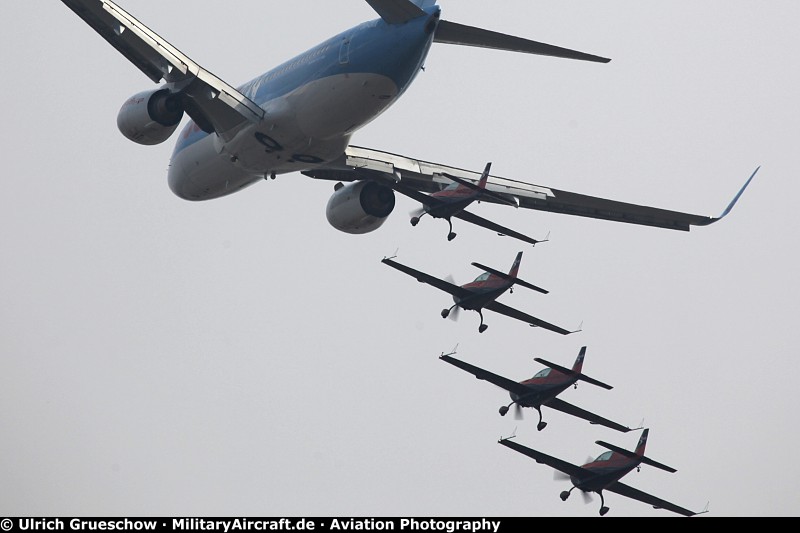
[553,470,570,481]
[409,206,425,218]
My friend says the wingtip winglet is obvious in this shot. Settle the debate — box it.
[710,165,761,223]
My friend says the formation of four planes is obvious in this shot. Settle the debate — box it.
[61,0,758,517]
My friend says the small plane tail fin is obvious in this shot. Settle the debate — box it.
[572,346,587,373]
[477,162,491,190]
[635,427,649,456]
[508,251,523,278]
[434,20,611,63]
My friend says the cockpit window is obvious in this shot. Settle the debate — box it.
[533,368,551,379]
[595,451,613,462]
[474,272,491,282]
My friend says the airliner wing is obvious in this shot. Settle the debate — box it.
[544,398,631,433]
[303,146,758,232]
[498,438,593,481]
[61,0,264,139]
[483,301,572,336]
[381,258,473,300]
[439,355,530,397]
[605,481,699,517]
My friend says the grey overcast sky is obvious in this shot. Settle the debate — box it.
[2,0,799,518]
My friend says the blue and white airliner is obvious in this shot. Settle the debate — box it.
[61,0,758,239]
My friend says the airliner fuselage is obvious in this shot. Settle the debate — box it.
[168,8,438,201]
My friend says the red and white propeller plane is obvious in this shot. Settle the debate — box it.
[381,251,577,334]
[440,346,633,433]
[390,162,546,245]
[499,428,708,517]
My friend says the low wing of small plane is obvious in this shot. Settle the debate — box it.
[303,145,759,233]
[440,347,631,432]
[498,429,706,517]
[381,252,576,335]
[390,162,546,245]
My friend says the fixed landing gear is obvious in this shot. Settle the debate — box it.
[446,218,457,242]
[560,486,609,516]
[477,309,488,333]
[441,307,452,319]
[499,405,509,416]
[410,216,420,226]
[598,492,609,516]
[535,406,547,431]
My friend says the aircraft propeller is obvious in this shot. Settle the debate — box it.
[554,461,594,504]
[513,403,524,420]
[444,274,461,322]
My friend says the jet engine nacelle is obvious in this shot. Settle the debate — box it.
[117,88,184,145]
[326,181,396,234]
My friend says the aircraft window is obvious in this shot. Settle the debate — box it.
[339,37,351,64]
[596,451,613,462]
[443,181,459,191]
[474,272,491,282]
[533,368,551,378]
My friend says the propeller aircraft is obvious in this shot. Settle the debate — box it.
[390,162,546,245]
[440,346,633,433]
[59,0,758,241]
[499,428,707,517]
[381,250,577,334]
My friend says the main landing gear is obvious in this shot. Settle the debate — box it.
[535,406,547,432]
[499,402,548,431]
[559,487,609,515]
[441,306,488,333]
[446,217,457,242]
[410,212,457,241]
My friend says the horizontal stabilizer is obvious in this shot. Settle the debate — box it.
[471,262,549,294]
[595,440,637,459]
[533,358,613,390]
[641,456,678,473]
[595,440,678,472]
[365,0,426,24]
[442,172,519,207]
[434,20,611,63]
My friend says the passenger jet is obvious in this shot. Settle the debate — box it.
[60,0,757,238]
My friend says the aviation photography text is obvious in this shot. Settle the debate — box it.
[5,519,506,533]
